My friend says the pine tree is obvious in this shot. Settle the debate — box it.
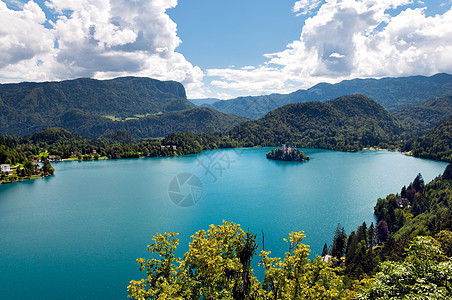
[322,243,329,257]
[331,224,347,259]
[375,220,390,245]
[367,222,375,248]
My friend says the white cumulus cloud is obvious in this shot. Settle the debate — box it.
[208,66,294,94]
[293,0,322,16]
[0,0,203,97]
[0,1,54,70]
[206,0,452,96]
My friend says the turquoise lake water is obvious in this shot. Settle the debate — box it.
[0,148,448,299]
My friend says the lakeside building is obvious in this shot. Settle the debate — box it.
[161,145,177,151]
[1,164,13,176]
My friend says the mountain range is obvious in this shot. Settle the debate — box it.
[2,73,452,141]
[0,77,247,138]
[200,73,452,119]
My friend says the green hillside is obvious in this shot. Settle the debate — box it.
[230,95,405,151]
[0,77,193,136]
[53,107,248,138]
[395,96,452,135]
[0,135,25,165]
[403,117,452,162]
[0,77,249,138]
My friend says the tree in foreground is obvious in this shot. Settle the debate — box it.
[128,221,345,300]
[375,220,389,245]
[331,224,347,259]
[358,236,452,299]
[259,231,343,299]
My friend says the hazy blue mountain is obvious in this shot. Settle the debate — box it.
[209,73,452,119]
[188,98,222,106]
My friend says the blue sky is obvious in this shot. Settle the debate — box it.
[1,0,452,99]
[168,1,302,69]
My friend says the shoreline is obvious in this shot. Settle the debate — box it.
[361,147,400,152]
[0,147,443,186]
[0,174,53,185]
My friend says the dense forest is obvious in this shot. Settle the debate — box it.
[127,166,452,299]
[1,127,240,162]
[395,96,452,136]
[402,117,452,162]
[0,134,54,182]
[0,135,26,165]
[229,95,405,151]
[0,77,248,138]
[0,77,190,136]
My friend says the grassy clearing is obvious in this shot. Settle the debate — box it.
[103,112,163,122]
[103,115,122,121]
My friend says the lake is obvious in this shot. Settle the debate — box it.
[0,148,448,299]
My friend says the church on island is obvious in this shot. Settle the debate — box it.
[266,144,309,162]
[282,144,292,153]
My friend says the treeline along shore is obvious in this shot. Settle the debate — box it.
[2,94,452,183]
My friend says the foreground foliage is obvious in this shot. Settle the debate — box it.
[359,236,452,299]
[129,222,452,300]
[128,221,344,300]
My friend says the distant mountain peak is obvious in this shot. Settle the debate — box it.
[208,73,452,119]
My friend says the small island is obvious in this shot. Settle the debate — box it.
[266,144,309,162]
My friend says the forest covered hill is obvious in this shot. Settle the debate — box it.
[0,77,248,138]
[52,106,248,139]
[395,96,452,135]
[403,116,452,162]
[229,94,405,151]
